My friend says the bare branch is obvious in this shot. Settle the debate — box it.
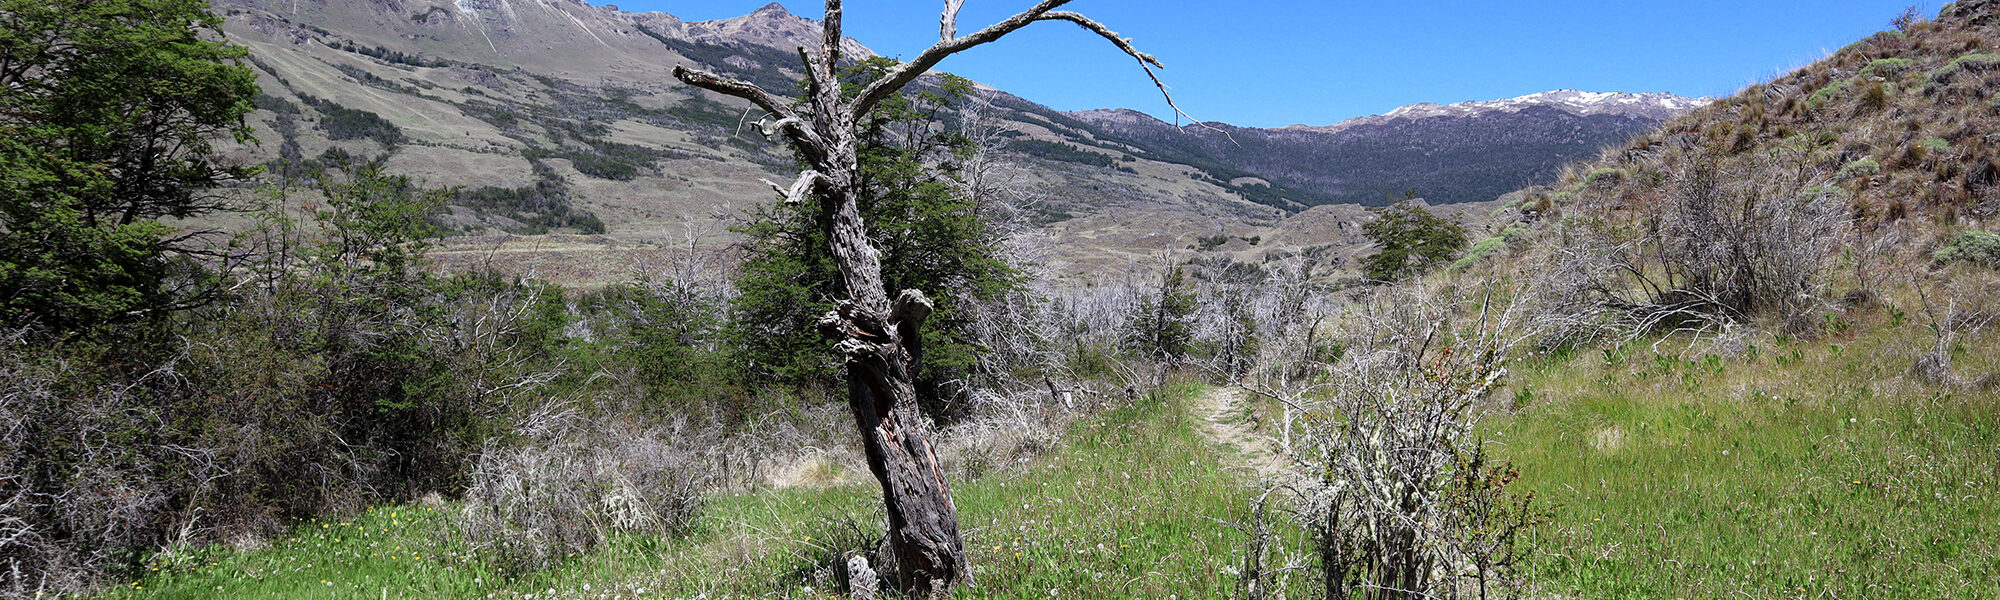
[1034,11,1207,128]
[823,0,845,77]
[671,65,826,156]
[760,170,827,205]
[940,0,966,41]
[850,0,1072,120]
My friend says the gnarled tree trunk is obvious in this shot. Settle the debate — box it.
[671,1,1180,594]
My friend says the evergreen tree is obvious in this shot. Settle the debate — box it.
[0,0,257,332]
[1130,263,1197,364]
[731,58,1021,407]
[1361,200,1469,282]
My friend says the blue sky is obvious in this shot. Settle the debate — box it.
[615,1,1941,128]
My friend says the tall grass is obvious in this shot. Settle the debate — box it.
[1496,325,2000,598]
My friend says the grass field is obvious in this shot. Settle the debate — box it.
[91,314,2000,599]
[96,381,1300,600]
[1497,323,2000,599]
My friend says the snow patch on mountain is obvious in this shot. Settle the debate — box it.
[1287,90,1711,135]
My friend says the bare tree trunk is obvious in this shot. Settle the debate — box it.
[670,1,1183,594]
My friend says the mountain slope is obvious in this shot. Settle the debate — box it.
[210,0,1702,282]
[1072,90,1706,208]
[1489,0,2000,253]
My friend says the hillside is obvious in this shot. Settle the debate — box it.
[208,0,1697,283]
[1490,0,2000,253]
[1437,3,2000,596]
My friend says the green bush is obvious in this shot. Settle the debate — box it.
[1926,53,2000,89]
[1362,201,1469,282]
[0,0,257,333]
[1932,230,2000,268]
[1584,168,1627,188]
[306,97,405,148]
[1919,137,1952,152]
[1450,235,1510,271]
[1861,57,1916,78]
[1807,78,1852,106]
[1838,158,1883,182]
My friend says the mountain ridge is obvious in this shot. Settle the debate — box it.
[1282,90,1712,135]
[208,0,1706,281]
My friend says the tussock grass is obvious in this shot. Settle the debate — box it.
[1495,324,2000,598]
[95,381,1285,599]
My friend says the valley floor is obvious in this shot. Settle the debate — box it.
[95,382,1308,600]
[94,323,2000,599]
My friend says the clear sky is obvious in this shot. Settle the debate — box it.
[611,1,1942,128]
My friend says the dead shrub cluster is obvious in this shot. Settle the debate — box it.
[457,404,721,572]
[1531,145,1847,343]
[1247,282,1547,600]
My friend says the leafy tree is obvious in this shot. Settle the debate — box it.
[0,0,257,332]
[1361,201,1468,282]
[731,58,1020,407]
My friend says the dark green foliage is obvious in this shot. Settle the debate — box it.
[330,39,445,68]
[300,95,405,148]
[1361,201,1469,282]
[523,141,655,181]
[731,58,1020,411]
[0,0,257,333]
[451,164,606,234]
[1008,139,1118,168]
[1129,264,1197,363]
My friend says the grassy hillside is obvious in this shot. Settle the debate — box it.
[1500,318,2000,598]
[1500,0,2000,255]
[1435,3,2000,597]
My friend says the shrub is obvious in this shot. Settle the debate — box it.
[1584,168,1627,188]
[457,411,718,571]
[1807,78,1851,106]
[1932,230,2000,268]
[1919,137,1953,152]
[1861,57,1916,78]
[1362,201,1469,282]
[1283,284,1546,600]
[1837,158,1882,180]
[1538,147,1846,336]
[1925,53,2000,92]
[1450,235,1509,271]
[304,97,405,148]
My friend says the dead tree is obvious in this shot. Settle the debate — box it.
[670,0,1178,595]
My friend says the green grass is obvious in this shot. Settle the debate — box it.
[1495,324,2000,598]
[99,381,1281,599]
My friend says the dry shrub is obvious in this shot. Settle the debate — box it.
[1278,282,1545,600]
[457,405,720,571]
[1530,144,1847,343]
[0,330,230,598]
[934,389,1062,481]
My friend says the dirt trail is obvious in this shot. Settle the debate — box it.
[1193,386,1287,481]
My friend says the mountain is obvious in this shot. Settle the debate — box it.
[208,0,1704,282]
[1285,90,1710,135]
[1070,90,1709,209]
